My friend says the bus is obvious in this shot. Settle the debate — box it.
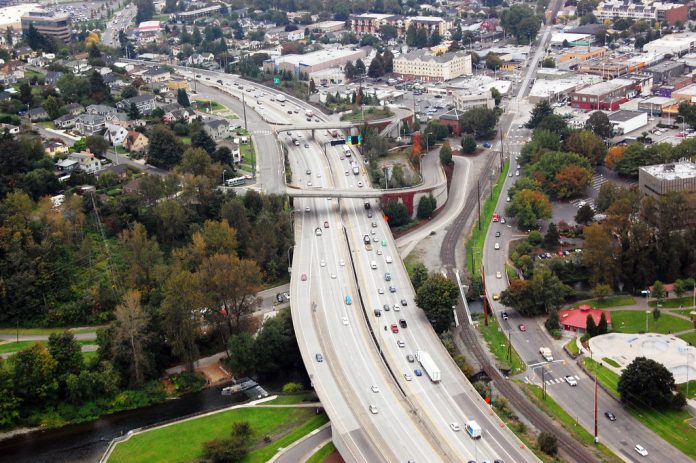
[225,176,246,187]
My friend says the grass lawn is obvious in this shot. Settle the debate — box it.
[179,136,191,145]
[611,310,692,334]
[564,337,579,356]
[339,106,393,122]
[109,407,328,463]
[240,143,256,166]
[673,309,696,318]
[0,326,102,336]
[575,296,636,308]
[650,296,695,308]
[466,159,509,276]
[0,339,97,355]
[305,442,335,463]
[523,383,623,463]
[584,358,696,458]
[194,99,225,112]
[602,357,620,368]
[679,332,696,346]
[477,315,525,374]
[264,393,318,405]
[677,380,696,400]
[83,351,98,362]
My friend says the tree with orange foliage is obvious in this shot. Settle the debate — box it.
[412,132,422,156]
[508,189,552,228]
[552,164,593,199]
[604,145,625,170]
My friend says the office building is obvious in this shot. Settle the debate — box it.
[349,13,449,37]
[571,78,638,111]
[640,160,696,199]
[643,33,696,56]
[21,10,70,42]
[594,1,688,25]
[393,49,472,82]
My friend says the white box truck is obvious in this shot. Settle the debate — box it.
[415,350,441,383]
[465,420,482,439]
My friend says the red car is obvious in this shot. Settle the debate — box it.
[519,324,526,332]
[390,324,399,333]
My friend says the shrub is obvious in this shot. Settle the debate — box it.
[538,431,558,455]
[282,382,304,393]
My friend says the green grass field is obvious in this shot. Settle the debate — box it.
[466,159,509,276]
[109,407,328,463]
[679,332,696,346]
[339,106,393,122]
[584,358,696,458]
[602,357,620,368]
[611,310,692,334]
[306,442,336,463]
[575,296,636,308]
[0,339,97,355]
[523,384,623,463]
[478,316,525,374]
[649,296,695,308]
[564,337,579,356]
[263,393,318,405]
[677,380,696,399]
[0,326,102,336]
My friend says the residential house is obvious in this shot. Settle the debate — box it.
[55,158,78,172]
[54,113,78,128]
[103,123,129,147]
[116,94,157,114]
[44,139,68,156]
[140,67,170,83]
[63,103,84,115]
[98,66,112,76]
[187,53,215,66]
[86,104,117,116]
[26,106,49,121]
[203,118,230,140]
[66,60,92,75]
[44,70,63,86]
[68,150,103,173]
[163,107,192,124]
[107,112,146,129]
[123,177,143,194]
[123,131,149,153]
[27,55,48,67]
[102,73,126,89]
[74,113,106,135]
[0,61,25,85]
[99,163,130,180]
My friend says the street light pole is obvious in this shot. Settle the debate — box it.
[646,309,650,333]
[222,169,226,186]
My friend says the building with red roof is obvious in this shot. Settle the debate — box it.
[559,305,611,333]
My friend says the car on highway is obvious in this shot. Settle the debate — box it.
[518,324,526,331]
[397,340,405,348]
[393,303,400,311]
[320,259,326,267]
[307,181,312,187]
[634,444,648,457]
[495,231,501,237]
[605,411,616,421]
[305,206,311,212]
[384,272,391,281]
[386,256,393,263]
[342,317,349,325]
[565,375,578,386]
[496,271,502,279]
[369,404,379,414]
[515,170,520,176]
[389,286,396,293]
[358,181,364,187]
[508,172,513,177]
[378,288,384,294]
[315,353,323,362]
[501,311,509,320]
[450,422,461,432]
[301,273,307,281]
[331,273,336,279]
[494,242,500,250]
[377,249,382,255]
[501,218,506,224]
[414,368,422,377]
[371,385,380,393]
[383,304,390,311]
[345,295,352,305]
[404,373,413,381]
[324,221,329,228]
[304,143,309,148]
[306,169,311,175]
[371,222,377,228]
[401,299,408,306]
[406,354,415,362]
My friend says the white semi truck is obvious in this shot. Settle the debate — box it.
[415,350,441,383]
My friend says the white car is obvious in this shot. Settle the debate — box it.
[565,375,578,386]
[385,256,393,263]
[369,404,379,414]
[339,260,345,266]
[378,288,385,294]
[393,304,401,312]
[331,273,337,279]
[404,373,413,381]
[307,181,313,187]
[377,249,383,255]
[357,181,364,187]
[371,385,380,393]
[494,243,500,250]
[342,317,349,326]
[496,271,502,279]
[634,444,648,457]
[449,422,461,432]
[320,260,326,267]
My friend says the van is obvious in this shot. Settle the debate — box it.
[371,261,378,269]
[465,420,482,439]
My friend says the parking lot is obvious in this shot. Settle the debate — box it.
[46,0,110,22]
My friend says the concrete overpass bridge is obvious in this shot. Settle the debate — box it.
[276,121,355,136]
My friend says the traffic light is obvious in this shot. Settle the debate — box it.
[346,135,362,145]
[330,139,346,146]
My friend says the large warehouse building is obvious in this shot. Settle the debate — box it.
[262,47,368,78]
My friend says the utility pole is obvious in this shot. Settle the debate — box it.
[481,262,488,326]
[594,371,599,444]
[477,180,482,230]
[242,91,248,131]
[542,367,546,399]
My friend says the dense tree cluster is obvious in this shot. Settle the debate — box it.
[415,273,459,333]
[500,4,541,44]
[619,357,685,410]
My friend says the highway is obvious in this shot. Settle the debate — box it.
[101,4,137,48]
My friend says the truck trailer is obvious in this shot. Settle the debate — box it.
[415,350,441,383]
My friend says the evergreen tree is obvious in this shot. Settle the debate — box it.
[128,102,141,120]
[355,58,366,76]
[416,28,428,48]
[176,88,190,107]
[345,61,356,79]
[586,314,597,337]
[406,24,417,47]
[367,54,384,78]
[89,71,110,103]
[597,312,608,335]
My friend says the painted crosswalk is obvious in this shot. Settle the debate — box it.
[545,375,581,386]
[590,174,607,191]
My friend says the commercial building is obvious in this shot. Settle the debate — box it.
[559,306,611,334]
[451,89,494,111]
[393,49,472,82]
[550,32,594,46]
[175,5,221,24]
[639,160,696,199]
[646,61,685,84]
[529,77,594,104]
[262,47,368,78]
[643,33,696,56]
[558,46,606,64]
[594,1,688,25]
[0,3,41,30]
[636,96,677,115]
[671,83,696,103]
[20,10,70,42]
[308,21,345,33]
[571,78,639,110]
[607,109,647,134]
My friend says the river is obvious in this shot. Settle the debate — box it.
[0,384,250,463]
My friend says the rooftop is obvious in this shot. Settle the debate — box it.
[641,160,696,181]
[559,306,611,330]
[575,78,635,96]
[397,49,469,63]
[608,109,643,122]
[0,3,41,28]
[673,83,696,96]
[272,47,365,67]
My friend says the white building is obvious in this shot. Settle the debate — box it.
[643,33,696,56]
[393,50,472,82]
[103,123,129,147]
[594,1,688,25]
[607,110,647,135]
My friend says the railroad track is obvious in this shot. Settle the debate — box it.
[439,122,598,463]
